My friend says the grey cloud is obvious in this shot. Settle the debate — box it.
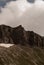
[0,0,44,36]
[0,0,16,7]
[27,0,35,3]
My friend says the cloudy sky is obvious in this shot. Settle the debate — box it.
[0,0,44,36]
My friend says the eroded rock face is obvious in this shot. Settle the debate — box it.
[0,24,44,48]
[0,25,27,45]
[12,25,27,45]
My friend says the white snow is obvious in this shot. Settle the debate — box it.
[0,43,14,48]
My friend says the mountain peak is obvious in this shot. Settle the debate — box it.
[14,25,24,29]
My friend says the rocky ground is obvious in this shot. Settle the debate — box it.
[0,44,44,65]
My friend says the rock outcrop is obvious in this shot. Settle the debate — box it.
[27,31,43,48]
[0,24,44,48]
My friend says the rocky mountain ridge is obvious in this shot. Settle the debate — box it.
[0,24,44,65]
[0,24,44,48]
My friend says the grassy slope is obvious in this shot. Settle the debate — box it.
[0,45,44,65]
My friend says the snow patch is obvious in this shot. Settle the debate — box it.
[0,43,14,48]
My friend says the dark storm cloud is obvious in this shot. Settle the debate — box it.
[0,0,16,7]
[27,0,35,3]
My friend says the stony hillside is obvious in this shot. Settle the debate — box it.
[0,45,44,65]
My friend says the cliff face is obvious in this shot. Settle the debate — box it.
[0,24,44,48]
[0,25,13,43]
[27,31,43,48]
[0,25,27,44]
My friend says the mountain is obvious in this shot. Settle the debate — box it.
[0,24,44,48]
[0,24,44,65]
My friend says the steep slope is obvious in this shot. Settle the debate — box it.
[0,25,44,65]
[0,24,44,48]
[0,45,44,65]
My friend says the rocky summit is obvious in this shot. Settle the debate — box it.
[0,24,44,48]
